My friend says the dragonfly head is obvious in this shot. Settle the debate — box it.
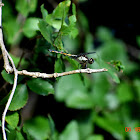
[88,58,94,64]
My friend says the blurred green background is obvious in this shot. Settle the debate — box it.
[0,0,140,140]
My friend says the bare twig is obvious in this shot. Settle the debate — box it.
[0,1,13,73]
[1,51,18,140]
[17,68,108,78]
[0,1,18,140]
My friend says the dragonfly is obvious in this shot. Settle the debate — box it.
[49,49,96,69]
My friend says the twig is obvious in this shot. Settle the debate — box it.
[0,1,13,73]
[0,1,18,140]
[2,50,18,140]
[17,68,108,78]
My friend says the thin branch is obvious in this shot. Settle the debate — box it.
[2,50,18,140]
[17,68,108,78]
[0,1,13,73]
[0,2,18,140]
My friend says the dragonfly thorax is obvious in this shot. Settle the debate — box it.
[88,58,94,64]
[77,56,88,61]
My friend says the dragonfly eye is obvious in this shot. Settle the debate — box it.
[88,58,94,64]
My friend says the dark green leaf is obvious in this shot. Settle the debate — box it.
[134,79,140,101]
[23,116,51,140]
[1,70,14,84]
[16,131,25,140]
[10,53,29,69]
[27,78,54,95]
[55,58,65,73]
[9,84,28,111]
[5,112,19,128]
[23,18,40,38]
[59,121,79,140]
[95,116,125,139]
[7,125,25,140]
[38,19,53,44]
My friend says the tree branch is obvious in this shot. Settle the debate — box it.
[0,2,18,140]
[0,1,13,73]
[17,68,108,78]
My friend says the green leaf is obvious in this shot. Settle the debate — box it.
[23,116,51,140]
[134,79,140,101]
[16,131,25,140]
[95,116,125,139]
[41,4,48,20]
[1,70,14,84]
[5,112,19,128]
[117,82,134,103]
[96,57,120,83]
[9,84,28,111]
[55,58,65,73]
[107,68,120,84]
[72,3,76,16]
[23,18,40,38]
[59,121,79,140]
[61,15,78,38]
[38,19,53,44]
[136,35,140,48]
[91,73,110,108]
[16,0,37,17]
[7,126,25,140]
[3,18,21,44]
[55,68,93,109]
[78,113,93,139]
[10,53,29,69]
[66,92,94,109]
[27,78,54,95]
[0,120,10,133]
[46,0,71,29]
[87,135,104,140]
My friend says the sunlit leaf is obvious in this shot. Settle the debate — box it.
[46,0,71,29]
[6,112,19,128]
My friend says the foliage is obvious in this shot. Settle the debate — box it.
[0,0,140,140]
